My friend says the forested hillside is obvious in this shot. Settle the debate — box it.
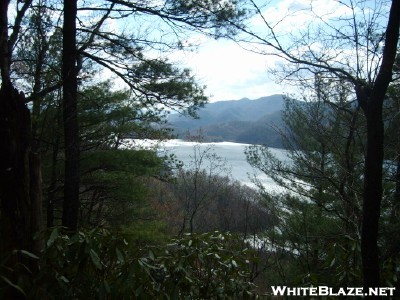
[169,94,286,147]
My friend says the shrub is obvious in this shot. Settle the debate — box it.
[1,229,258,299]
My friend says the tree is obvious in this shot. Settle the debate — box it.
[174,140,231,234]
[0,0,43,257]
[76,82,168,228]
[1,0,247,240]
[246,80,367,286]
[235,0,399,287]
[62,0,80,231]
[150,162,272,238]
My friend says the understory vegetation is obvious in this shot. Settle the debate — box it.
[1,229,257,299]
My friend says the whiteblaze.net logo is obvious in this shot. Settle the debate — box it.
[270,286,396,297]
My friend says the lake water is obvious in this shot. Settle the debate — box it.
[128,139,288,192]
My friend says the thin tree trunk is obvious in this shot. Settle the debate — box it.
[47,131,60,227]
[47,97,62,227]
[30,152,44,254]
[0,0,10,87]
[62,0,80,231]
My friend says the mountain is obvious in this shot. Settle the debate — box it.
[168,94,286,147]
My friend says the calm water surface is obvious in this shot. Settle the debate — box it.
[130,139,288,192]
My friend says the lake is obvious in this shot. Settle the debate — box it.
[128,139,288,192]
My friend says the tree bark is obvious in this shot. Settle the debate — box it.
[0,86,43,255]
[356,0,400,289]
[0,0,43,257]
[358,95,384,288]
[0,0,10,87]
[62,0,80,231]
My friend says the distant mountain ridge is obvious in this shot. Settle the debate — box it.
[168,94,286,148]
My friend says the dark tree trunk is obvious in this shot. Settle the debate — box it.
[62,0,80,231]
[0,0,10,85]
[356,0,400,289]
[47,132,60,228]
[0,0,43,256]
[29,152,45,254]
[0,86,43,255]
[358,96,384,288]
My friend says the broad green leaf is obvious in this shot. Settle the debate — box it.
[89,249,102,270]
[148,249,155,260]
[19,249,39,260]
[231,259,237,267]
[0,275,26,296]
[103,280,111,293]
[47,228,59,247]
[58,275,70,283]
[116,247,124,263]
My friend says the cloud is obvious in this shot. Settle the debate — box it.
[169,0,369,102]
[255,0,348,27]
[171,37,285,101]
[168,0,335,102]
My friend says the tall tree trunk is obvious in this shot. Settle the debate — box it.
[0,87,31,253]
[0,0,43,256]
[357,0,400,289]
[62,0,80,231]
[358,97,384,288]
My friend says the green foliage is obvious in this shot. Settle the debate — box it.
[151,231,257,299]
[0,250,40,299]
[79,149,164,227]
[37,79,175,228]
[0,229,257,299]
[78,80,173,148]
[132,62,208,118]
[245,86,366,286]
[2,1,256,298]
[162,0,248,36]
[259,194,361,287]
[246,79,400,288]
